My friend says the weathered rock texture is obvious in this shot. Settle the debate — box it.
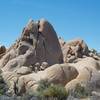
[0,19,100,99]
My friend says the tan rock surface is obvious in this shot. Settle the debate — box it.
[17,63,78,94]
[65,57,100,91]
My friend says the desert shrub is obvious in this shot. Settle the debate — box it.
[0,70,7,95]
[36,79,68,100]
[73,84,90,98]
[42,84,68,100]
[37,79,51,92]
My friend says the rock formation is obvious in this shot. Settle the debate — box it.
[0,19,64,95]
[0,19,100,99]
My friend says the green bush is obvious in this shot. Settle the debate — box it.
[0,70,8,95]
[0,72,5,95]
[73,84,90,98]
[36,80,68,100]
[37,79,51,92]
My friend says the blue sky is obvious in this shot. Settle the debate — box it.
[0,0,100,51]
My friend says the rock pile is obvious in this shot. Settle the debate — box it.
[59,38,89,63]
[0,19,100,99]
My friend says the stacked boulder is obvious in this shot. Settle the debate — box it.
[59,38,89,63]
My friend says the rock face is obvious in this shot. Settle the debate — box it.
[0,18,100,99]
[21,19,63,65]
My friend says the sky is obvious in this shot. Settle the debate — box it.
[0,0,100,51]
